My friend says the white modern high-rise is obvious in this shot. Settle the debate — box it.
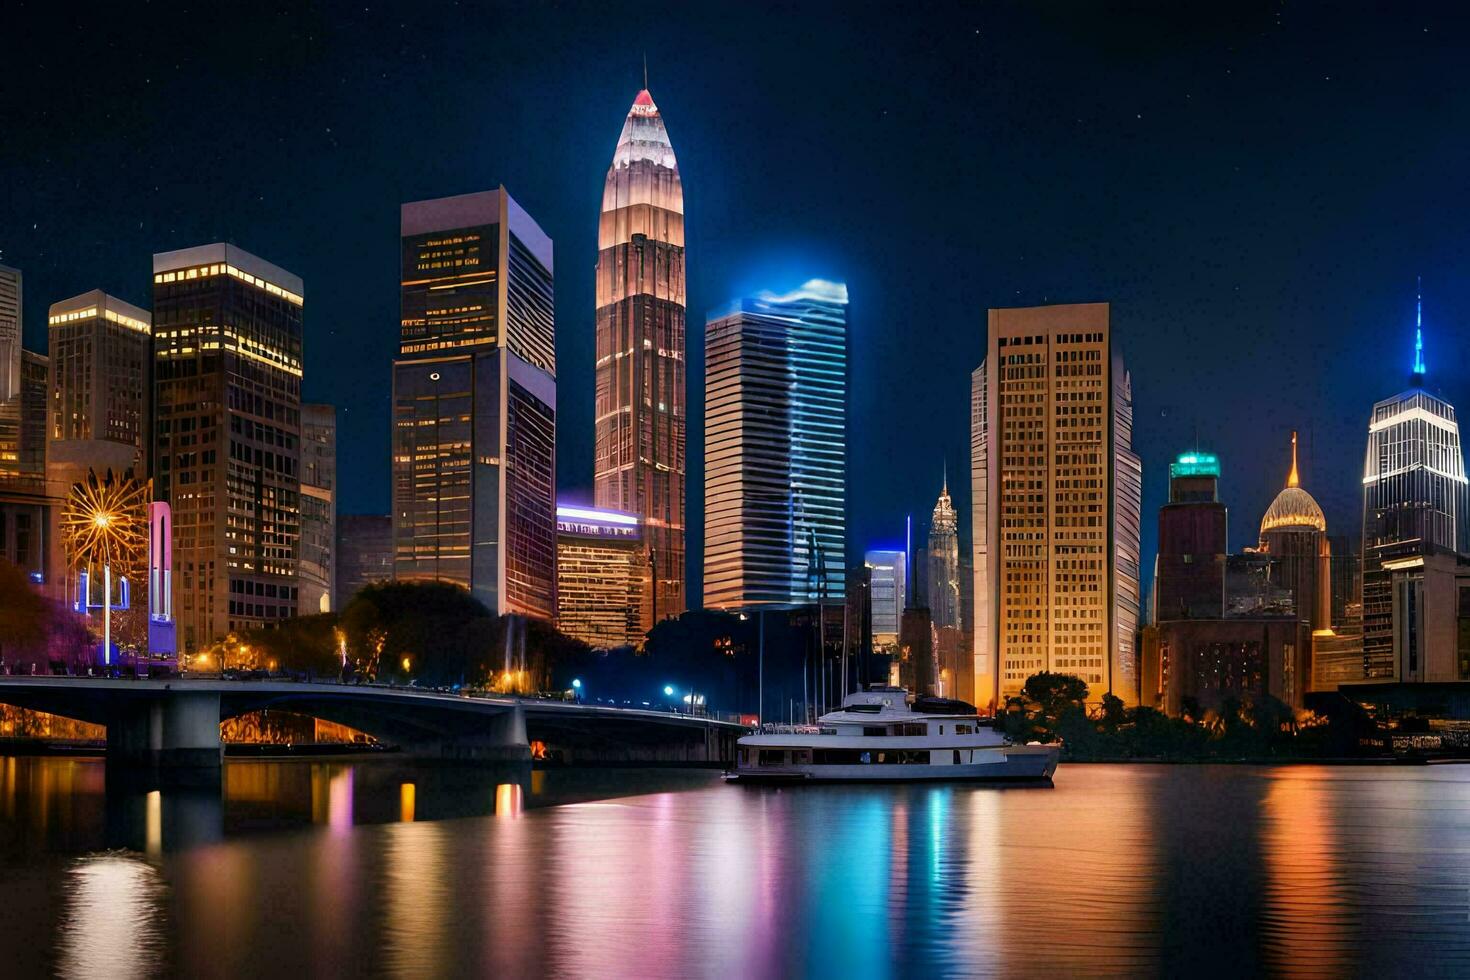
[971,303,1142,706]
[704,280,848,610]
[1360,289,1469,679]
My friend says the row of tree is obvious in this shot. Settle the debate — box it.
[1001,671,1361,760]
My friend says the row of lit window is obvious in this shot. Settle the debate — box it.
[154,263,303,306]
[48,306,151,333]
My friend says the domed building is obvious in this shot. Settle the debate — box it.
[1258,432,1331,632]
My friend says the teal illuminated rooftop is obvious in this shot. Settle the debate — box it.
[1170,452,1220,480]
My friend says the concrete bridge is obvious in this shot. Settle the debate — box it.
[0,677,747,773]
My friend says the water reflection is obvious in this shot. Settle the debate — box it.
[56,854,167,979]
[6,760,1470,974]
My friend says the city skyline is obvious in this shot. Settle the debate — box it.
[6,4,1467,607]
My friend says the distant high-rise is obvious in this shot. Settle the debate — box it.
[864,548,906,650]
[970,363,991,704]
[926,469,960,629]
[392,188,556,620]
[0,264,20,402]
[594,85,686,628]
[972,303,1142,705]
[1360,290,1469,679]
[336,515,393,607]
[298,404,336,616]
[704,280,848,610]
[153,244,303,650]
[46,291,152,485]
[1258,431,1331,632]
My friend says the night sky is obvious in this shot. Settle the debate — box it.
[4,1,1468,605]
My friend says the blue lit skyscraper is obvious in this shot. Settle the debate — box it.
[1360,288,1469,678]
[704,280,847,610]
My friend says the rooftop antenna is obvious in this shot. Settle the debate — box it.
[1412,275,1427,383]
[1287,430,1300,489]
[643,53,648,91]
[941,458,948,495]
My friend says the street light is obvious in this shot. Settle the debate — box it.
[571,678,582,703]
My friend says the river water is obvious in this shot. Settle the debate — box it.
[2,758,1470,977]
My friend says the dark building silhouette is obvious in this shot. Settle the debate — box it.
[1153,451,1226,621]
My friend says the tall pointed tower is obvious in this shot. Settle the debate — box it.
[595,84,686,627]
[926,465,960,630]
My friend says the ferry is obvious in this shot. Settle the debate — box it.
[727,686,1058,784]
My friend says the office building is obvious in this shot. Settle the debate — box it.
[704,280,847,610]
[865,548,906,650]
[153,244,304,651]
[970,362,992,705]
[298,403,335,615]
[1257,431,1331,632]
[1359,294,1470,681]
[926,469,960,629]
[44,290,152,509]
[555,504,646,649]
[336,514,393,607]
[594,85,687,627]
[1154,451,1227,620]
[1145,617,1314,715]
[392,188,556,620]
[972,303,1142,705]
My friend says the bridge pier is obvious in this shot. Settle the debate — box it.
[106,691,224,775]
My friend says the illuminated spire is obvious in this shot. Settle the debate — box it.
[1286,430,1299,488]
[1412,276,1427,381]
[941,459,948,495]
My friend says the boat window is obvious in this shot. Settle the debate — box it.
[953,750,962,765]
[955,724,974,735]
[845,703,883,714]
[813,749,867,764]
[793,749,812,765]
[896,723,926,737]
[863,726,887,737]
[758,750,786,766]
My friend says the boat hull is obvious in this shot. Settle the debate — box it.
[725,745,1059,785]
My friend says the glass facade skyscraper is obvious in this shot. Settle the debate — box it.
[392,188,556,620]
[594,87,687,627]
[704,280,847,610]
[1360,300,1469,678]
[152,244,304,650]
[972,303,1142,706]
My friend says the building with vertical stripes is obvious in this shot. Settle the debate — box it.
[704,280,847,610]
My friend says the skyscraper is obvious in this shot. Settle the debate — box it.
[864,548,906,650]
[972,303,1142,705]
[298,403,336,615]
[970,363,991,705]
[1360,291,1469,679]
[152,244,304,651]
[0,264,19,402]
[704,280,847,610]
[594,85,686,627]
[46,291,152,483]
[392,188,556,620]
[1153,450,1227,620]
[926,468,960,629]
[1258,431,1331,632]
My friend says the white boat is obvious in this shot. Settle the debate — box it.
[726,686,1058,784]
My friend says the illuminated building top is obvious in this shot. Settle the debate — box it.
[48,290,152,334]
[556,505,641,540]
[1261,431,1326,534]
[1169,451,1220,480]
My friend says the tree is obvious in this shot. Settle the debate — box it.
[1099,692,1127,731]
[0,559,46,667]
[1022,672,1089,720]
